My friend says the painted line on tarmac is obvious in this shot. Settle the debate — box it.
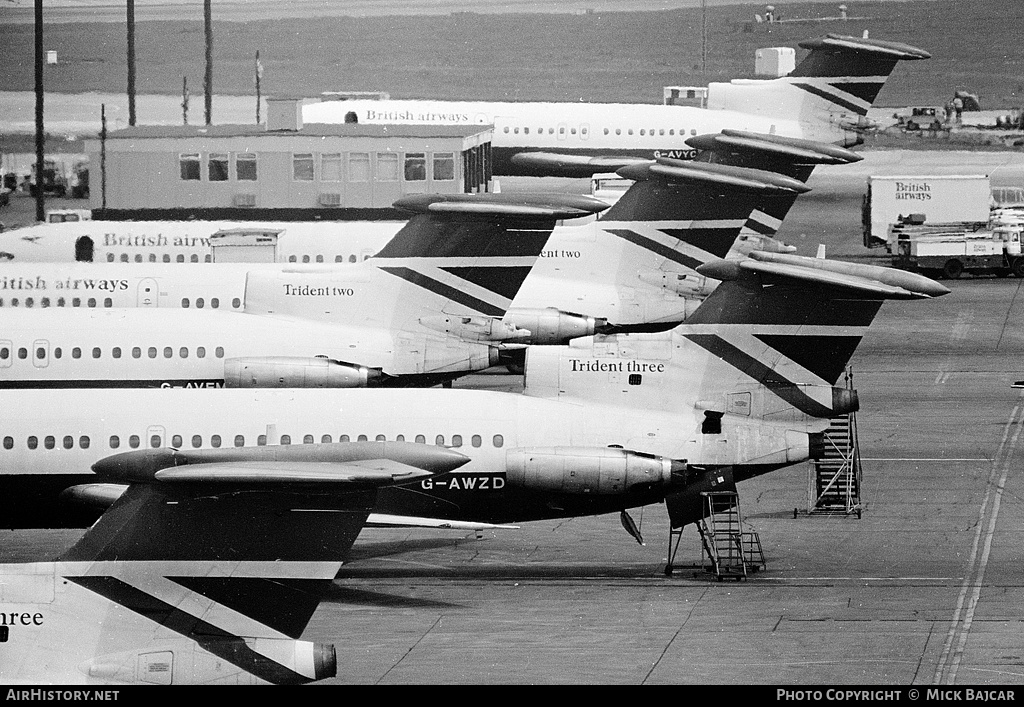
[932,401,1023,685]
[861,458,989,462]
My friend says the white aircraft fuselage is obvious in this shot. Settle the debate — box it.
[0,386,809,529]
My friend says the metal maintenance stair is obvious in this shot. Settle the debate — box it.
[806,368,863,517]
[697,491,765,581]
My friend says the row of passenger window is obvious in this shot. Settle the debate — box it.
[2,432,504,451]
[502,125,699,137]
[104,252,371,264]
[0,296,242,309]
[0,344,226,362]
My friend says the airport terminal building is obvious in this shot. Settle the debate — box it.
[84,98,493,220]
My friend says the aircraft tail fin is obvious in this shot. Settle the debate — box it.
[598,160,809,266]
[374,193,608,318]
[707,33,930,144]
[1,442,464,685]
[684,129,862,249]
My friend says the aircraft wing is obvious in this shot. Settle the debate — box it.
[366,513,519,530]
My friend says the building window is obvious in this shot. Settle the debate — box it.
[209,153,229,181]
[348,152,370,182]
[321,153,342,182]
[404,153,426,181]
[433,152,455,181]
[179,153,201,180]
[376,152,399,181]
[293,153,314,181]
[236,153,257,181]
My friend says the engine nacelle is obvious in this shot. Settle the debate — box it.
[505,446,686,495]
[81,639,337,685]
[506,308,607,345]
[224,357,383,388]
[419,314,530,343]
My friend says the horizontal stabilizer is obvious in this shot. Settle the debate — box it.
[697,250,950,299]
[366,513,520,530]
[687,129,863,165]
[618,160,810,194]
[510,151,651,177]
[154,459,435,485]
[59,483,125,509]
[393,192,609,220]
[798,34,932,61]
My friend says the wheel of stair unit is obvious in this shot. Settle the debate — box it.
[942,259,963,279]
[1013,258,1024,278]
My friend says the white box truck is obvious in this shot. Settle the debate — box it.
[862,175,992,250]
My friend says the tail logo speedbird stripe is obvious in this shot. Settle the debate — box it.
[683,333,838,417]
[604,219,746,270]
[68,574,313,685]
[378,255,539,316]
[744,210,783,237]
[790,80,879,116]
[379,266,508,316]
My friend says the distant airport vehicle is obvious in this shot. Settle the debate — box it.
[893,223,1024,279]
[862,174,994,250]
[304,34,929,176]
[0,440,457,684]
[0,250,947,541]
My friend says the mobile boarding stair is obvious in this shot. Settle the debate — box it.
[697,490,766,581]
[806,367,863,518]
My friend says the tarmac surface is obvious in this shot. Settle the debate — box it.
[3,149,1024,685]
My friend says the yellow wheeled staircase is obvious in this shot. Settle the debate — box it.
[697,490,766,581]
[806,367,863,517]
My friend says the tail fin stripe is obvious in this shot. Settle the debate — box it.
[791,83,869,115]
[69,575,311,685]
[409,263,519,308]
[755,333,863,385]
[830,81,887,104]
[378,266,506,317]
[743,217,779,237]
[605,228,704,270]
[682,333,836,417]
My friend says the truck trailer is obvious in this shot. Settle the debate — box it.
[862,174,992,250]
